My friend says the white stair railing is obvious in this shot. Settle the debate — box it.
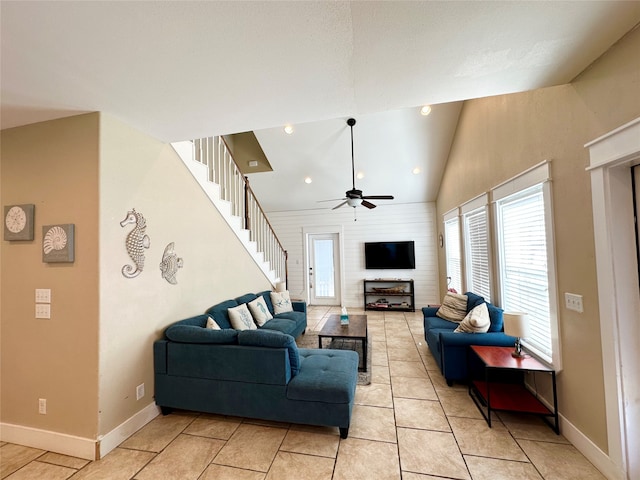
[192,137,287,285]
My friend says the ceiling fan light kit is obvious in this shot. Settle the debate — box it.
[324,118,394,212]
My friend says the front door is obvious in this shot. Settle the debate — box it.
[308,233,341,306]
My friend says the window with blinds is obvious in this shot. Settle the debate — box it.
[496,183,554,363]
[463,206,491,301]
[444,217,462,293]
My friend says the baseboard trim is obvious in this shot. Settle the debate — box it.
[559,413,625,480]
[0,423,97,460]
[0,403,161,461]
[522,381,625,479]
[97,402,160,458]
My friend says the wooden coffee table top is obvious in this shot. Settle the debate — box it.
[319,314,367,339]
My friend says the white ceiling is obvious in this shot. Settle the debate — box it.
[2,2,639,211]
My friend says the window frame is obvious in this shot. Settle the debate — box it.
[492,161,561,369]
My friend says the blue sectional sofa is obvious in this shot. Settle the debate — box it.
[423,292,516,385]
[154,292,359,438]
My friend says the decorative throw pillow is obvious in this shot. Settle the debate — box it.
[454,302,490,333]
[270,291,293,315]
[228,304,257,330]
[248,296,273,326]
[436,292,469,322]
[206,316,221,330]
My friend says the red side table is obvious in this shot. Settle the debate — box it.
[468,345,559,434]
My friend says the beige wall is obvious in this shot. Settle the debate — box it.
[1,112,272,449]
[436,26,640,451]
[97,114,271,436]
[1,114,101,439]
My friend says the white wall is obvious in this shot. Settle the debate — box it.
[267,202,439,309]
[98,115,272,439]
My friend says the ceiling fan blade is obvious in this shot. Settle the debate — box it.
[318,198,347,203]
[361,200,377,209]
[332,200,348,210]
[362,195,394,200]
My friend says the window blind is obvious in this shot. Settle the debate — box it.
[496,184,553,361]
[444,217,462,293]
[464,206,491,301]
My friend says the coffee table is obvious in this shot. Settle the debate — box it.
[318,314,368,372]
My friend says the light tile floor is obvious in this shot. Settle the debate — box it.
[1,307,607,480]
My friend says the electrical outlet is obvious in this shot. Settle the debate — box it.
[35,304,51,319]
[565,292,584,313]
[39,398,47,414]
[136,383,145,401]
[35,288,51,303]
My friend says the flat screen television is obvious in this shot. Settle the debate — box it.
[365,241,416,269]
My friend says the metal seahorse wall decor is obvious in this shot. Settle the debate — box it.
[159,242,184,285]
[120,208,150,278]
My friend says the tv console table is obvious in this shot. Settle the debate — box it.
[363,279,414,312]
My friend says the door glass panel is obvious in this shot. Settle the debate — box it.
[313,239,335,298]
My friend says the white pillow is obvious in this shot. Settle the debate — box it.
[455,302,490,333]
[248,296,273,326]
[436,292,468,322]
[228,304,257,330]
[206,317,221,330]
[270,291,293,315]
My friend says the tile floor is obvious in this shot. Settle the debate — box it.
[1,307,607,480]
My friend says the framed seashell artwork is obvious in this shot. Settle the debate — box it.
[42,224,75,263]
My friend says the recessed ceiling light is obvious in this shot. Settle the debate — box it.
[356,171,365,180]
[412,167,421,175]
[420,105,432,116]
[284,124,294,134]
[304,176,312,184]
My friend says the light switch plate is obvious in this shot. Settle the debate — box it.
[35,304,51,319]
[35,288,51,303]
[565,292,583,313]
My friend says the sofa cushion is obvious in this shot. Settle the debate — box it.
[273,310,306,324]
[487,303,505,332]
[426,327,453,353]
[454,302,490,333]
[260,317,299,336]
[271,291,293,314]
[248,296,273,326]
[171,314,210,328]
[424,315,458,331]
[235,293,258,305]
[205,299,238,329]
[238,329,300,375]
[165,324,238,344]
[288,349,358,403]
[465,292,486,312]
[436,292,468,322]
[228,304,257,330]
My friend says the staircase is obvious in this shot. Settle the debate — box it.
[171,137,287,285]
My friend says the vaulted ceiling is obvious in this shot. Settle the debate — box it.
[2,2,639,211]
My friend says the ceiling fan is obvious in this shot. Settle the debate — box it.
[325,118,394,210]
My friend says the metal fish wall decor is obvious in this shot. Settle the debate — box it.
[160,242,184,284]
